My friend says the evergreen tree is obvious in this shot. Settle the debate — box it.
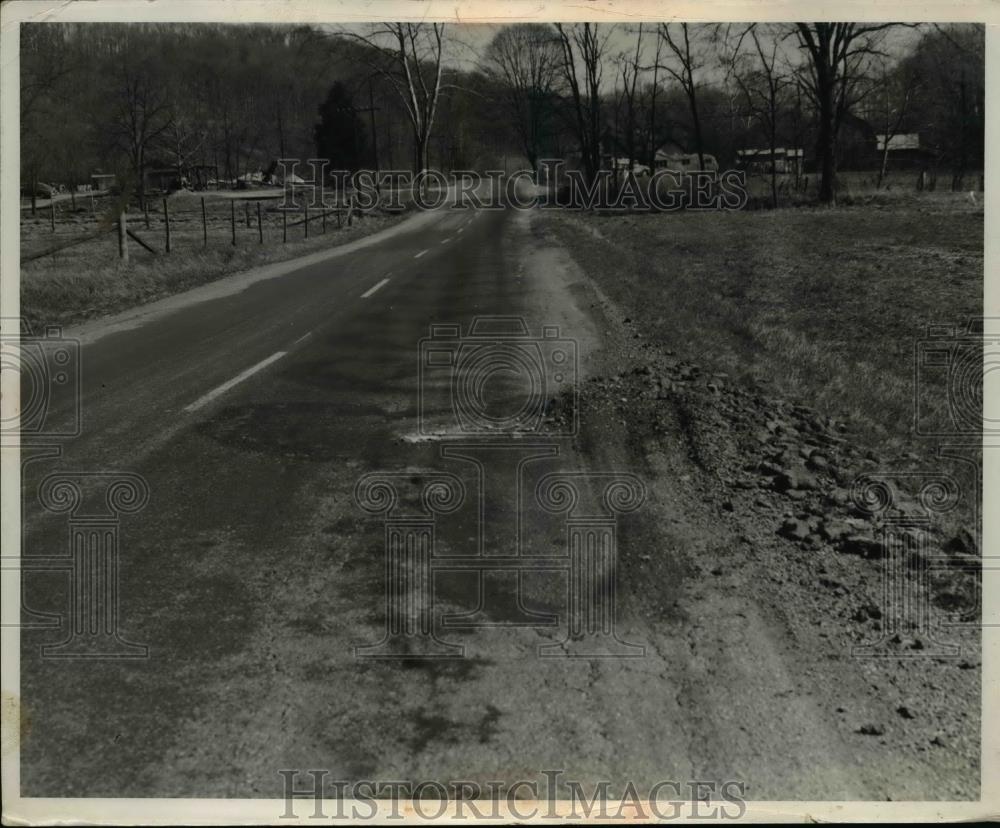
[314,81,369,171]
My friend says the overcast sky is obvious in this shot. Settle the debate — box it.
[335,21,926,92]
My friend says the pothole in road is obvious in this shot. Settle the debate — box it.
[196,402,393,461]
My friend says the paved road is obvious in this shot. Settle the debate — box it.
[14,202,958,802]
[19,203,656,797]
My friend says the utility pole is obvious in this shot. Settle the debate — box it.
[368,78,381,182]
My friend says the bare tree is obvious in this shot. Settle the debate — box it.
[103,39,174,208]
[644,30,665,168]
[554,23,613,183]
[613,24,646,174]
[21,26,74,124]
[730,25,794,206]
[907,24,983,189]
[656,23,711,170]
[21,25,75,214]
[483,24,561,171]
[337,23,448,174]
[868,57,920,188]
[790,23,905,203]
[167,119,206,182]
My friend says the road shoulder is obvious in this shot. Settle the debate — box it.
[529,207,980,799]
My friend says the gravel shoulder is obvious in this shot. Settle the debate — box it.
[535,207,981,799]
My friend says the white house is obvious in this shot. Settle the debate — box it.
[654,144,719,172]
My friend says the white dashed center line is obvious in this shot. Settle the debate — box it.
[414,249,429,259]
[441,237,451,244]
[361,278,390,298]
[184,351,287,413]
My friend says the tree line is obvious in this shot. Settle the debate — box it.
[21,21,984,208]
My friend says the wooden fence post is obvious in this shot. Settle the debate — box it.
[347,196,354,227]
[304,201,309,239]
[282,209,287,243]
[118,210,129,263]
[257,202,263,244]
[163,198,171,253]
[336,201,342,229]
[245,201,251,228]
[50,201,55,232]
[231,201,236,246]
[144,203,150,229]
[322,206,326,233]
[201,197,207,246]
[90,194,96,215]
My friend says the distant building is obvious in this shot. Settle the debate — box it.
[604,156,651,175]
[90,172,117,192]
[654,144,718,172]
[146,163,221,192]
[873,133,932,169]
[236,171,266,189]
[876,133,920,151]
[735,147,804,176]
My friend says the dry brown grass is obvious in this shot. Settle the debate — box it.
[542,194,983,453]
[739,170,985,210]
[20,192,407,328]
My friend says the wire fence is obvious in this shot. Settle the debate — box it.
[21,192,370,264]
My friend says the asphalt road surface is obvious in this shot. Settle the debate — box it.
[16,203,970,801]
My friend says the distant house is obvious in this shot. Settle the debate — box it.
[236,170,265,189]
[876,133,920,151]
[874,133,932,170]
[654,144,718,172]
[90,172,117,192]
[735,147,804,176]
[145,163,222,191]
[604,156,651,175]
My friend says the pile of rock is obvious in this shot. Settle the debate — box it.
[574,348,978,571]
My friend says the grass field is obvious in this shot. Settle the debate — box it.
[543,192,983,454]
[740,169,985,209]
[20,191,407,329]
